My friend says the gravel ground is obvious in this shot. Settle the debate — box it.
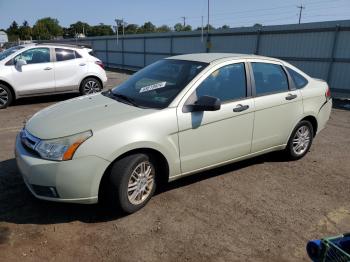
[0,70,349,262]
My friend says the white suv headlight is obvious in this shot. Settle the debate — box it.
[35,130,92,161]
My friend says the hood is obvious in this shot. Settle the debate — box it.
[26,93,156,139]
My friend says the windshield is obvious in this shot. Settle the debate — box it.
[109,59,208,109]
[0,46,24,61]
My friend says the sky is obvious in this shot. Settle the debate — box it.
[0,0,349,30]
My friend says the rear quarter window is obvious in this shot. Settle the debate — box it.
[287,67,308,89]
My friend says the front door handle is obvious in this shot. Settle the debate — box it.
[233,104,249,112]
[44,67,52,70]
[79,63,86,66]
[285,94,297,100]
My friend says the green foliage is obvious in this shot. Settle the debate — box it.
[19,21,32,40]
[65,21,91,38]
[220,25,230,29]
[195,24,215,31]
[174,23,192,32]
[138,22,156,33]
[7,21,19,41]
[32,17,63,40]
[125,24,139,34]
[89,23,113,36]
[157,25,171,33]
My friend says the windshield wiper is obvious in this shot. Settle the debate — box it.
[111,92,140,107]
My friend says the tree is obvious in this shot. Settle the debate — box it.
[89,23,113,36]
[7,21,19,41]
[157,25,171,33]
[195,24,215,31]
[32,17,63,40]
[19,21,32,40]
[66,21,91,38]
[138,22,156,33]
[220,24,230,29]
[174,23,192,32]
[125,24,139,34]
[253,23,263,27]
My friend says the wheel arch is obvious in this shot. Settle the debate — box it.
[79,75,103,91]
[98,147,170,201]
[300,115,318,137]
[0,80,16,100]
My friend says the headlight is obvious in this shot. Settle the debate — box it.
[35,130,92,161]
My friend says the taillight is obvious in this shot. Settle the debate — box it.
[95,61,104,69]
[325,85,331,100]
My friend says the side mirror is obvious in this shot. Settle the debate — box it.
[186,95,221,112]
[15,59,27,69]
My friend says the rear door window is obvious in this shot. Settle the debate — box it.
[252,62,289,96]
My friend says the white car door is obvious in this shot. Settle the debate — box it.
[248,60,303,153]
[53,48,87,92]
[11,47,55,96]
[177,61,255,174]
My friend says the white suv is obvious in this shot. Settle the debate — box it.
[0,43,107,109]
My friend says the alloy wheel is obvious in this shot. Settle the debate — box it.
[292,125,311,156]
[127,161,155,205]
[0,87,9,106]
[84,80,100,94]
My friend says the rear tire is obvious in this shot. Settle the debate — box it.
[0,84,13,109]
[285,120,314,160]
[79,77,102,95]
[109,153,157,214]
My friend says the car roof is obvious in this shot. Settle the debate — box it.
[167,53,281,64]
[17,43,91,50]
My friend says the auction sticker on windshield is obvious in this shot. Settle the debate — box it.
[139,82,167,93]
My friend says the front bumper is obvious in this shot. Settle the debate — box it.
[15,135,110,204]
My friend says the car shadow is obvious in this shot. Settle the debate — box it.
[12,93,80,106]
[0,151,287,225]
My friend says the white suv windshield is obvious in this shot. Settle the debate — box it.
[109,59,208,109]
[0,46,24,61]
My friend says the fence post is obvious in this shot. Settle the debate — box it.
[105,39,109,67]
[170,34,173,56]
[143,36,146,67]
[121,37,124,69]
[255,29,261,55]
[327,25,340,84]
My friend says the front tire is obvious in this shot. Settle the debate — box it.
[109,154,157,213]
[0,84,13,109]
[285,120,314,160]
[79,77,102,95]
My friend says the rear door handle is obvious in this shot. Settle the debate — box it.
[233,104,249,112]
[44,67,52,70]
[285,94,297,100]
[79,63,86,66]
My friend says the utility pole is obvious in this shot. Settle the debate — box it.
[201,15,204,42]
[206,0,210,52]
[122,18,125,36]
[207,0,210,35]
[297,4,305,24]
[114,19,119,45]
[181,16,186,27]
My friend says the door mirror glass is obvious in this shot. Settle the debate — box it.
[187,95,221,112]
[15,59,27,69]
